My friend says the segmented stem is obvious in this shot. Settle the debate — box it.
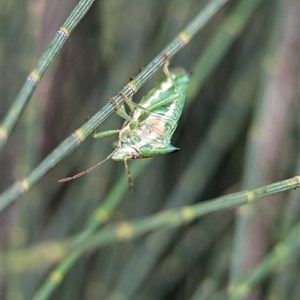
[0,0,95,148]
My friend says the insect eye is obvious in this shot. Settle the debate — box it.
[131,152,139,159]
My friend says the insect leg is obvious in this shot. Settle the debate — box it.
[109,97,135,123]
[111,95,150,130]
[124,159,135,191]
[118,92,152,116]
[92,129,120,139]
[118,92,135,113]
[162,54,179,90]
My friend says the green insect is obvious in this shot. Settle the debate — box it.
[59,59,190,189]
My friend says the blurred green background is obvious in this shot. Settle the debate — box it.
[1,0,299,299]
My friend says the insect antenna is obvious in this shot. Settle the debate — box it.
[58,149,117,183]
[124,159,135,191]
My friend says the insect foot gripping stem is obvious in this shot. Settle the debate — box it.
[58,61,190,189]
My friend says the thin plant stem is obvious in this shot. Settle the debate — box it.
[0,0,96,148]
[228,222,300,300]
[4,175,299,274]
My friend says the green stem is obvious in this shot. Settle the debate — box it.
[4,176,299,274]
[0,0,96,148]
[228,222,300,300]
